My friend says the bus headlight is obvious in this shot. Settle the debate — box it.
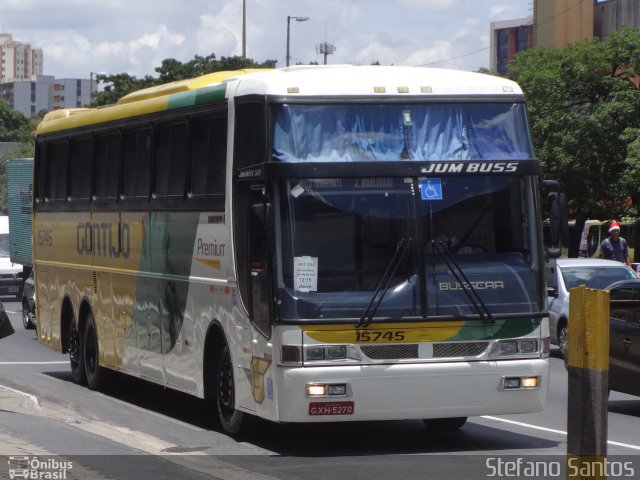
[502,376,540,390]
[304,345,359,363]
[281,345,361,365]
[489,339,541,358]
[306,383,349,397]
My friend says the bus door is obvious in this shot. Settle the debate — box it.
[235,183,275,413]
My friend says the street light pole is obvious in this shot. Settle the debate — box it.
[242,0,246,58]
[286,15,310,67]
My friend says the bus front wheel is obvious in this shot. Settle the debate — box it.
[214,344,246,435]
[84,313,104,390]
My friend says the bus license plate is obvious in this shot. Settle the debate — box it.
[308,401,354,416]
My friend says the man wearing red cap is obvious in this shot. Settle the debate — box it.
[599,221,631,265]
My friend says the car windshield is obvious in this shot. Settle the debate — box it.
[561,266,637,291]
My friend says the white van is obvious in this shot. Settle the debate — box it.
[0,216,23,298]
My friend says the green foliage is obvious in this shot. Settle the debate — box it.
[0,100,31,142]
[509,27,640,225]
[93,54,277,106]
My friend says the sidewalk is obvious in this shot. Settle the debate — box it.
[0,384,40,415]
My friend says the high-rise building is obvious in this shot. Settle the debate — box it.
[595,0,640,39]
[534,0,594,47]
[0,33,43,82]
[0,75,93,118]
[490,0,640,76]
[490,18,534,77]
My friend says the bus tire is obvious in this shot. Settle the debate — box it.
[423,417,467,430]
[214,344,246,435]
[83,312,104,390]
[69,320,86,385]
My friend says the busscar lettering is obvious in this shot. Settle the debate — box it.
[76,222,131,258]
[439,280,505,291]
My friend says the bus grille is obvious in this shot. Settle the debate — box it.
[360,344,419,360]
[433,342,489,357]
[360,342,490,360]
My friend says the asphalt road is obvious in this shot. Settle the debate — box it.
[1,299,640,480]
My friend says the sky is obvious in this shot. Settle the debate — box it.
[2,0,533,80]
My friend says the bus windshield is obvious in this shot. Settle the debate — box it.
[276,176,541,322]
[272,103,533,162]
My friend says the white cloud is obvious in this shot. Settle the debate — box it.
[2,0,532,78]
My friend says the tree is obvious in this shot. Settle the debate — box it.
[93,54,277,106]
[509,27,640,256]
[92,72,157,106]
[0,100,31,142]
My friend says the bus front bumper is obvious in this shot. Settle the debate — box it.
[272,358,549,423]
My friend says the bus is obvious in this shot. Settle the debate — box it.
[33,65,558,435]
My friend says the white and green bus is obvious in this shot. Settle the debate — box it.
[34,65,558,434]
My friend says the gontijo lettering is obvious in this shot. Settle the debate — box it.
[76,222,131,258]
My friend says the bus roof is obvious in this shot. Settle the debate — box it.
[233,65,524,97]
[36,65,524,136]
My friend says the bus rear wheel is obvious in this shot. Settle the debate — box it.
[214,344,246,435]
[423,417,467,430]
[69,322,86,385]
[83,313,104,390]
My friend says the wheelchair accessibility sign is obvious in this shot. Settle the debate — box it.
[420,178,443,200]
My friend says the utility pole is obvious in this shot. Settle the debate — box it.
[242,0,246,58]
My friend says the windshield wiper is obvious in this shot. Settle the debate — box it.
[357,238,412,328]
[432,240,495,324]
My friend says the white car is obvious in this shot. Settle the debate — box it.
[546,258,638,358]
[0,216,23,299]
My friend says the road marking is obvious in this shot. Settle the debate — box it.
[0,384,41,410]
[482,415,640,451]
[0,361,69,365]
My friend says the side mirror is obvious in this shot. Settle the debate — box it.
[542,182,568,259]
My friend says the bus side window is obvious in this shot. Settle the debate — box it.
[189,115,227,197]
[69,137,92,202]
[154,123,187,198]
[234,102,267,170]
[44,140,68,204]
[93,132,121,201]
[122,128,151,200]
